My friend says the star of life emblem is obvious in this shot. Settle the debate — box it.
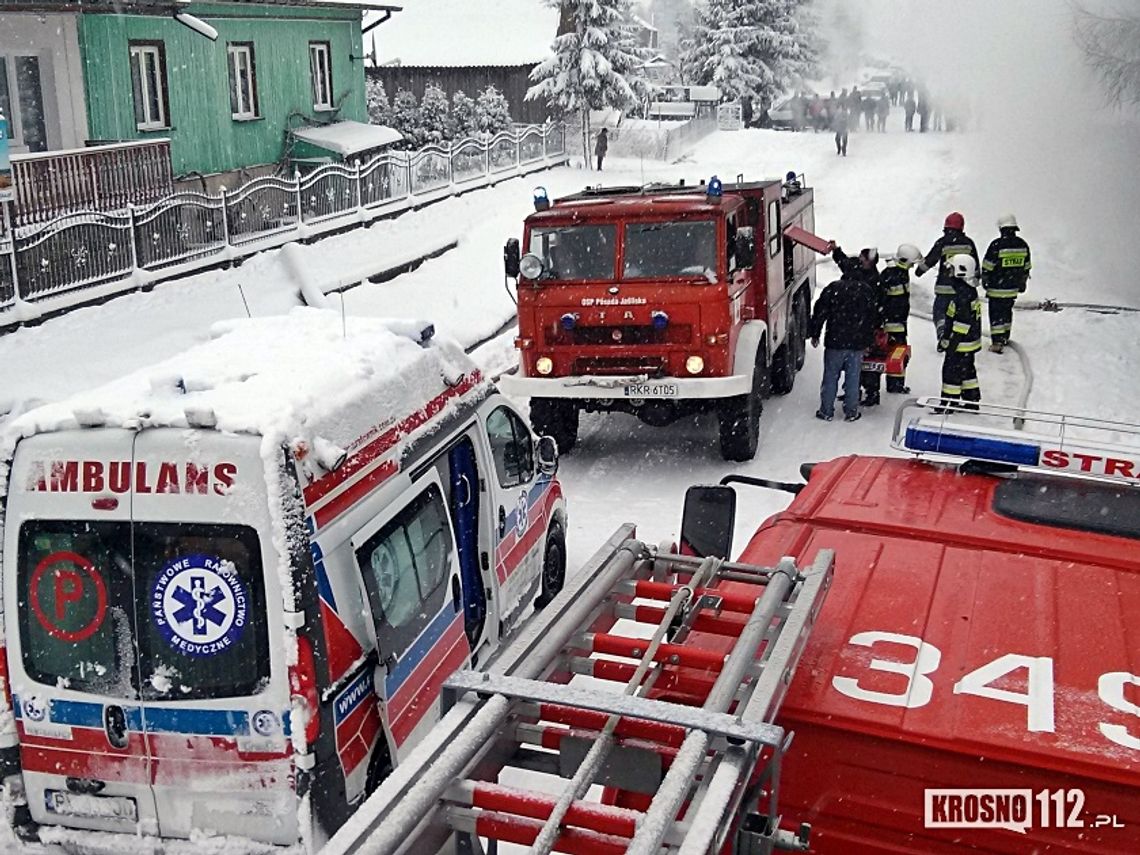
[151,554,248,657]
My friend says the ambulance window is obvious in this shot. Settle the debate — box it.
[993,475,1140,540]
[767,200,780,258]
[485,406,534,488]
[356,484,454,656]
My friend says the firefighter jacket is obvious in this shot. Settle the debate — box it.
[831,247,880,290]
[982,230,1032,298]
[941,280,983,353]
[810,275,878,351]
[879,262,911,335]
[920,230,979,296]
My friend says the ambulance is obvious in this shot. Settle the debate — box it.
[0,309,566,850]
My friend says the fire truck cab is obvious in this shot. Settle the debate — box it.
[500,175,825,461]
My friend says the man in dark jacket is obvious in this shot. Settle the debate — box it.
[810,267,878,422]
[904,93,917,131]
[939,255,983,410]
[594,128,608,171]
[832,106,849,156]
[916,212,979,347]
[832,246,883,405]
[981,213,1032,352]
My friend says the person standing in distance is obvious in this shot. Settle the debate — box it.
[916,212,979,347]
[981,213,1032,352]
[594,128,608,171]
[809,261,878,422]
[832,106,849,156]
[938,255,983,410]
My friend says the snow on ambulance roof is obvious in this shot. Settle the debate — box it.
[369,0,558,68]
[0,308,486,459]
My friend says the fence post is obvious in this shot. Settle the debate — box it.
[220,187,231,247]
[3,201,22,304]
[354,161,362,211]
[294,170,304,224]
[405,154,412,198]
[127,203,139,272]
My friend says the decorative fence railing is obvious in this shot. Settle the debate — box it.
[0,123,566,320]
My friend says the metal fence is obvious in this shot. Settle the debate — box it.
[0,123,566,319]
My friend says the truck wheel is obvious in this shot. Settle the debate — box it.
[793,297,809,370]
[771,340,795,395]
[718,349,767,461]
[365,740,394,797]
[534,521,566,610]
[530,398,579,455]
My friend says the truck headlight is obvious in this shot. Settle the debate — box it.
[519,253,544,279]
[536,356,554,375]
[685,355,704,375]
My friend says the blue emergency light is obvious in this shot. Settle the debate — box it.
[560,312,578,331]
[533,186,550,212]
[706,175,723,199]
[651,310,669,330]
[903,425,1041,467]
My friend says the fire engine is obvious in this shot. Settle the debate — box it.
[499,174,830,461]
[325,399,1140,855]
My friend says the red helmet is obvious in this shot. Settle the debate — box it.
[944,211,965,231]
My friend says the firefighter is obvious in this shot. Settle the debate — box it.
[881,243,923,393]
[938,255,983,411]
[915,212,979,348]
[981,213,1032,353]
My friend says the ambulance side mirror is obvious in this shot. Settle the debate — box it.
[680,485,736,559]
[536,435,559,476]
[504,238,521,278]
[735,227,756,268]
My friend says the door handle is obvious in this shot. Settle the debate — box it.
[104,704,129,749]
[451,576,462,613]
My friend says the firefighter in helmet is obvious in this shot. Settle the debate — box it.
[981,213,1032,353]
[938,254,983,410]
[880,244,923,394]
[916,212,979,348]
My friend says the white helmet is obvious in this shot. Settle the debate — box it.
[896,243,922,266]
[997,213,1019,230]
[950,254,977,280]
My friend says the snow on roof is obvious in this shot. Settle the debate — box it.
[0,309,487,457]
[368,0,557,68]
[292,120,403,155]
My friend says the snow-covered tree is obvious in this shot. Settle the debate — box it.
[419,83,451,145]
[682,0,821,109]
[527,0,647,167]
[390,87,422,149]
[476,85,513,135]
[451,89,479,139]
[1074,3,1140,107]
[365,76,392,126]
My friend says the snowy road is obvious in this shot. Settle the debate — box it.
[2,113,1138,852]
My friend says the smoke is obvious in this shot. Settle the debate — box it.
[815,0,1140,303]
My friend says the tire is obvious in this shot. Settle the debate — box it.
[718,347,768,462]
[365,740,394,797]
[770,337,795,395]
[793,296,809,370]
[533,521,566,610]
[530,398,579,455]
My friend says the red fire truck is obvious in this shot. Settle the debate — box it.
[325,399,1140,855]
[500,175,828,461]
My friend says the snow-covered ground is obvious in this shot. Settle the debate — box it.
[1,106,1138,850]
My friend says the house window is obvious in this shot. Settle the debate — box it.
[309,41,333,110]
[129,42,168,131]
[227,43,259,120]
[0,54,48,152]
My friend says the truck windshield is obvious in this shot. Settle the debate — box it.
[527,224,616,281]
[17,519,270,701]
[623,220,717,280]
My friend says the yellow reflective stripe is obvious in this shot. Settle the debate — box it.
[958,340,982,352]
[952,322,971,334]
[942,245,971,257]
[885,286,907,296]
[942,383,961,394]
[946,303,957,318]
[998,249,1028,268]
[987,288,1020,298]
[981,259,996,271]
[885,322,906,332]
[962,378,981,389]
[934,284,956,294]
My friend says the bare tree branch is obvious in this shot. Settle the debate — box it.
[1073,2,1140,106]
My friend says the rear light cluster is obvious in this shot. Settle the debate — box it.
[289,634,321,748]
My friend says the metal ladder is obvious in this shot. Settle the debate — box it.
[324,525,834,855]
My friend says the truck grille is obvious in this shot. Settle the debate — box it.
[572,356,667,376]
[545,324,692,347]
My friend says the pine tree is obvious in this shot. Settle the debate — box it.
[390,87,422,149]
[682,0,820,109]
[527,0,648,167]
[451,89,479,140]
[365,76,392,126]
[476,85,513,135]
[419,83,451,145]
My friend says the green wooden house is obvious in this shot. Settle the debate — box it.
[0,0,400,205]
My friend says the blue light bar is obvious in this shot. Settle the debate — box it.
[651,310,669,330]
[560,313,577,331]
[707,175,723,198]
[904,426,1041,466]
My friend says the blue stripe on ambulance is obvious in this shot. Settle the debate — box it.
[383,602,460,699]
[498,475,554,547]
[14,695,291,737]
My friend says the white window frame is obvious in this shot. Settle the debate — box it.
[309,41,333,111]
[129,43,167,131]
[227,42,258,120]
